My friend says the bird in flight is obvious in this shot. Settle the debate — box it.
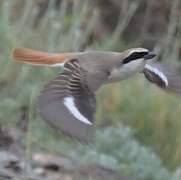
[12,48,181,142]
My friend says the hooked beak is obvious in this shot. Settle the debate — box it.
[144,52,156,60]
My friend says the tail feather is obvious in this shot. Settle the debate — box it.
[11,48,77,66]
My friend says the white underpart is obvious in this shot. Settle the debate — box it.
[50,62,65,67]
[145,64,168,87]
[108,59,145,82]
[23,62,65,67]
[63,96,92,125]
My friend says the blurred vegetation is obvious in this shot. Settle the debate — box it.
[0,0,181,179]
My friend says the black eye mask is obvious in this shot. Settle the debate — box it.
[123,52,148,64]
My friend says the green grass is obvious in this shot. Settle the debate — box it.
[0,0,181,177]
[97,77,181,169]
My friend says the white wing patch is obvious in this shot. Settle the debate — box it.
[50,63,65,67]
[64,96,92,125]
[145,64,168,87]
[22,62,65,67]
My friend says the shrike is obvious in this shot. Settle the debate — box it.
[12,48,181,142]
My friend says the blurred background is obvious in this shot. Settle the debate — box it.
[0,0,181,179]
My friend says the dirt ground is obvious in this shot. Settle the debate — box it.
[0,127,133,180]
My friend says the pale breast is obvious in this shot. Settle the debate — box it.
[107,59,146,83]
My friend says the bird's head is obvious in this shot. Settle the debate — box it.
[121,47,156,67]
[108,48,156,82]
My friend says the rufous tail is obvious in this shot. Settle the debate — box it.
[11,48,77,66]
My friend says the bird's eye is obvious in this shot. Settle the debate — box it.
[123,51,148,64]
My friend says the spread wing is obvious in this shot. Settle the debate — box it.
[38,59,106,142]
[143,62,181,95]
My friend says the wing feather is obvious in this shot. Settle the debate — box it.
[143,62,181,95]
[38,59,98,142]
